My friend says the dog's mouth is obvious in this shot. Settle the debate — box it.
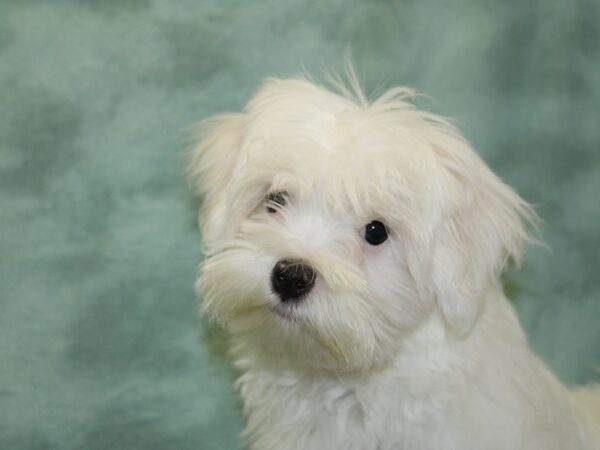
[268,296,306,322]
[270,303,295,319]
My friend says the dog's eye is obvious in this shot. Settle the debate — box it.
[266,191,288,213]
[364,220,388,245]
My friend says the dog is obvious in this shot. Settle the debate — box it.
[188,76,600,450]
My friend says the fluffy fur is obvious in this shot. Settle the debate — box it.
[189,76,600,450]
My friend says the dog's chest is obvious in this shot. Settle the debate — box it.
[239,369,449,450]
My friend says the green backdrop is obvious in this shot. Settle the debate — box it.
[1,1,598,449]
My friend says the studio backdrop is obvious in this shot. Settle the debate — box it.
[0,1,598,449]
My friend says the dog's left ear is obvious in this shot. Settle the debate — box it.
[187,113,245,245]
[426,131,536,335]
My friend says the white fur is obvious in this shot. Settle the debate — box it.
[189,77,600,450]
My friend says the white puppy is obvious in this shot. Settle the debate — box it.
[189,77,600,450]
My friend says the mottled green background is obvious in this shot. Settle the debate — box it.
[0,1,598,449]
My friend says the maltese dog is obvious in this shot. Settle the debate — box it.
[188,76,600,450]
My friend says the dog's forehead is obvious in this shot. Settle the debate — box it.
[243,120,430,209]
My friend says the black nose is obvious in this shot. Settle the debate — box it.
[271,259,315,302]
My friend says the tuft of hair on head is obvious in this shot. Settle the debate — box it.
[319,53,425,113]
[323,55,370,108]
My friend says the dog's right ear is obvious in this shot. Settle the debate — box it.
[187,113,245,244]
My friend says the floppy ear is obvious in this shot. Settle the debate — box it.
[428,133,536,335]
[187,113,245,245]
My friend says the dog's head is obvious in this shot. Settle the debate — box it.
[189,78,534,373]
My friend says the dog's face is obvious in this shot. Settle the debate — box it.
[190,79,533,373]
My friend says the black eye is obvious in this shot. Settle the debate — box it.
[266,191,287,213]
[364,220,388,245]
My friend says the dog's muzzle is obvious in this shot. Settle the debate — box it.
[271,259,315,302]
